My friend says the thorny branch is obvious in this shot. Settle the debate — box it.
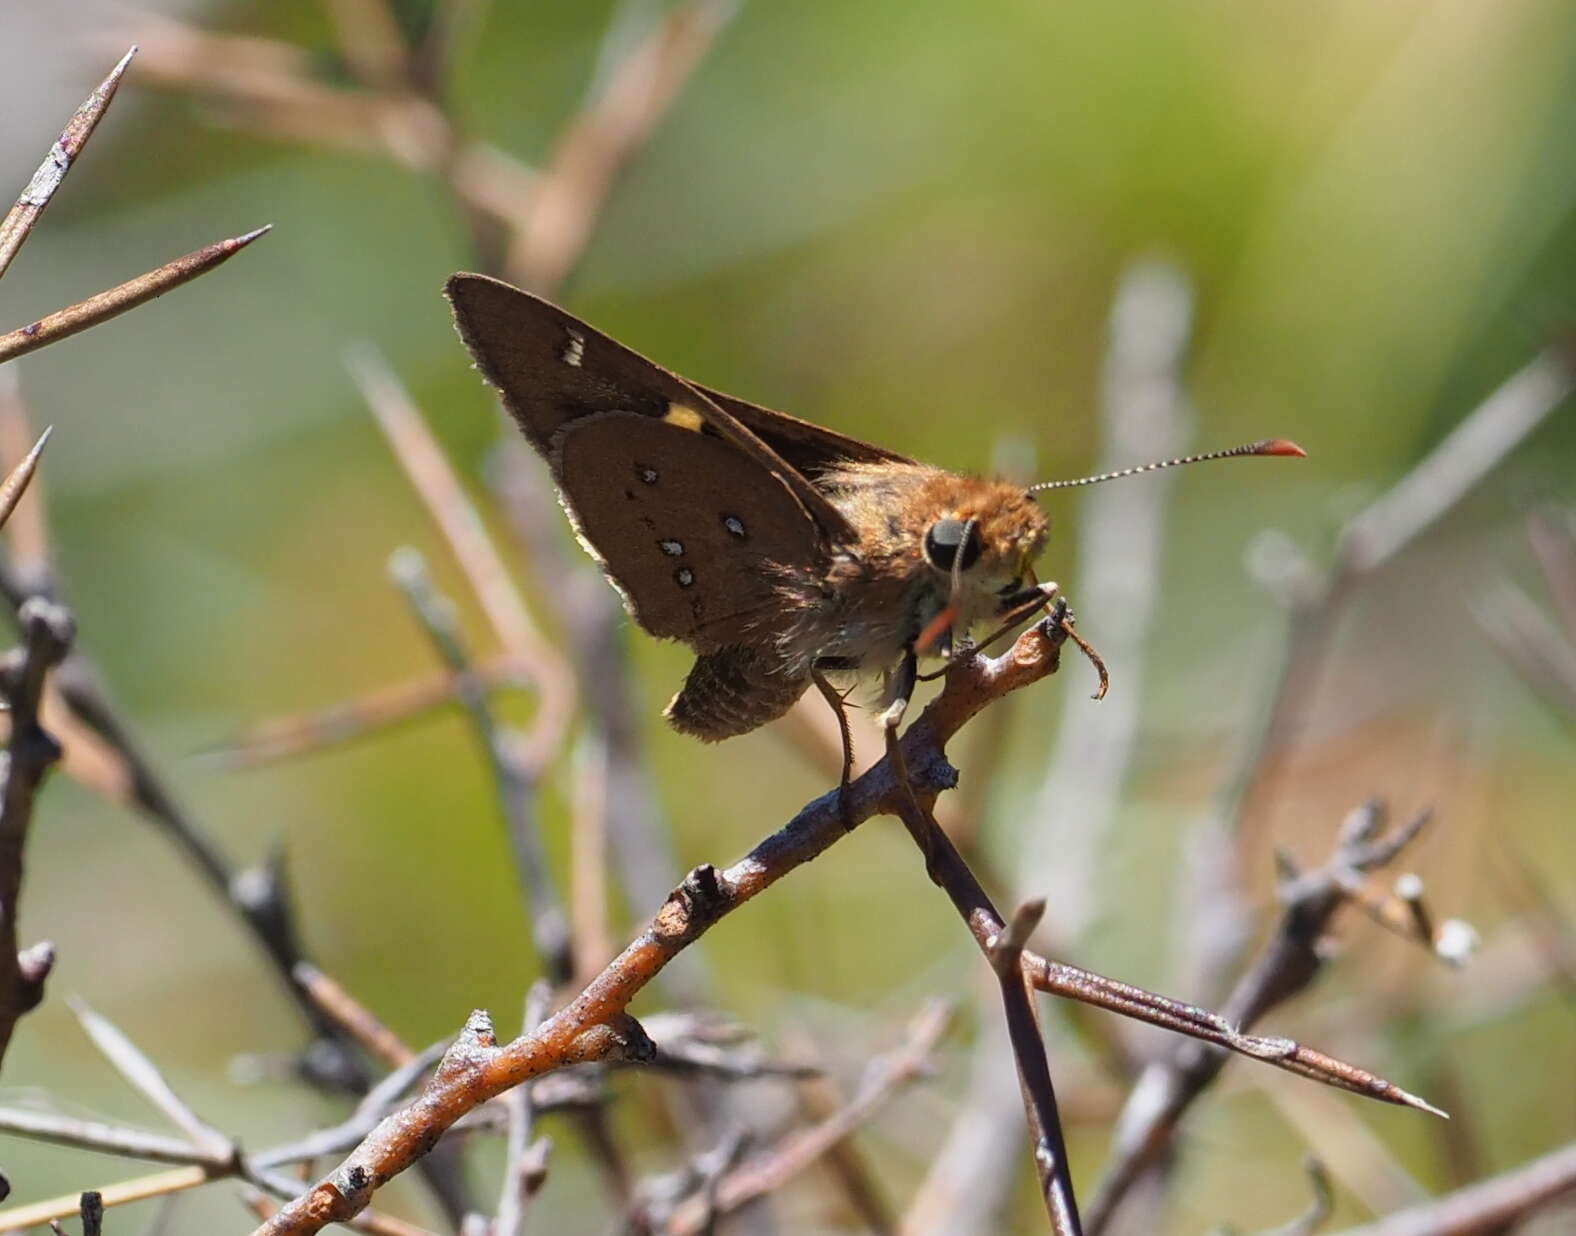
[241,619,1437,1235]
[241,620,1072,1234]
[909,256,1195,1236]
[0,959,826,1230]
[886,723,1087,1236]
[1126,339,1575,1232]
[1085,801,1445,1235]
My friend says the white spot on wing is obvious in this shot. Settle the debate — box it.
[660,539,684,556]
[561,329,585,367]
[676,567,695,587]
[638,465,659,484]
[723,516,746,538]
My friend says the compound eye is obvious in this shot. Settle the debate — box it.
[923,518,981,572]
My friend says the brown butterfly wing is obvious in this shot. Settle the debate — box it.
[446,274,835,648]
[445,274,861,546]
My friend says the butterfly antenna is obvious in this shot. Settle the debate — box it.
[1027,438,1305,494]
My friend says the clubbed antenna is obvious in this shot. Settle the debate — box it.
[1027,438,1306,494]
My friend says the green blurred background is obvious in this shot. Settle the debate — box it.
[1,0,1573,1232]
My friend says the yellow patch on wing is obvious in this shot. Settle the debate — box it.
[663,403,706,432]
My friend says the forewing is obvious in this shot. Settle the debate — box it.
[445,273,861,545]
[446,274,837,647]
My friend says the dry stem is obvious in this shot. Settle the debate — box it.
[0,227,271,364]
[0,49,135,281]
[1331,1138,1576,1236]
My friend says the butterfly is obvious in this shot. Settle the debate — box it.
[446,273,1302,790]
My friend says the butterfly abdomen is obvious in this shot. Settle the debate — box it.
[665,646,809,741]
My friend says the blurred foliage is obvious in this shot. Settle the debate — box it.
[1,0,1573,1232]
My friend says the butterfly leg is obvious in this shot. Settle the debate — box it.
[810,666,857,829]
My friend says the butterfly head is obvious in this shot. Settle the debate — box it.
[915,477,1049,621]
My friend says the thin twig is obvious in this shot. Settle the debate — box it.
[494,983,552,1236]
[0,551,476,1216]
[0,1033,452,1234]
[0,48,135,282]
[0,1108,218,1167]
[992,899,1082,1235]
[0,372,51,571]
[783,1027,899,1236]
[663,1001,952,1235]
[68,997,234,1157]
[291,962,415,1069]
[1023,949,1439,1111]
[1235,346,1575,848]
[203,655,533,769]
[0,227,271,364]
[0,428,51,537]
[505,0,739,293]
[1085,802,1445,1235]
[1329,1139,1576,1236]
[389,548,573,981]
[0,596,72,1066]
[886,790,1084,1234]
[1527,508,1576,635]
[347,344,575,775]
[1,1170,215,1234]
